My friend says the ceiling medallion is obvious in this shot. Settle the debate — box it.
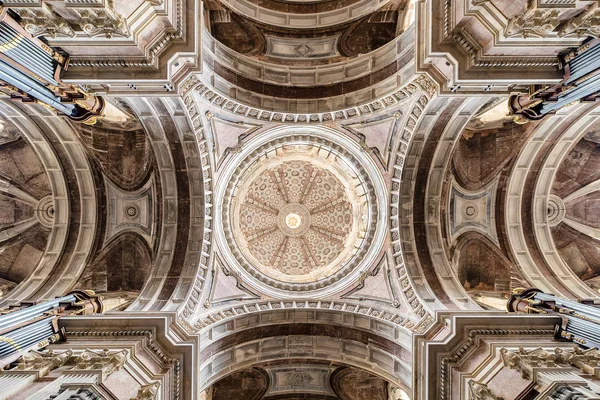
[215,127,388,298]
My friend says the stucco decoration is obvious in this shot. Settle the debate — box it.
[233,154,365,283]
[215,126,387,298]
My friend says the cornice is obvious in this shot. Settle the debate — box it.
[179,71,434,125]
[217,0,392,29]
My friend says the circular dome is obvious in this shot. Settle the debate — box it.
[233,156,362,282]
[215,127,387,297]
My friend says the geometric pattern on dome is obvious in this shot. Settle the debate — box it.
[222,135,379,293]
[239,160,353,276]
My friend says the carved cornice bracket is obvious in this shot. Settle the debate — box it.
[73,348,128,380]
[12,349,73,377]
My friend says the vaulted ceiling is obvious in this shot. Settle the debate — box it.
[1,0,600,398]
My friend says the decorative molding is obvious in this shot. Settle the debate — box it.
[179,70,430,125]
[219,134,379,294]
[131,382,160,400]
[438,329,555,400]
[12,349,73,377]
[504,3,564,38]
[179,89,214,323]
[71,1,129,38]
[500,347,561,380]
[64,330,181,399]
[9,0,129,39]
[418,0,585,92]
[65,0,185,68]
[73,349,128,379]
[448,177,499,246]
[190,299,414,331]
[199,333,411,391]
[215,0,390,29]
[388,74,438,326]
[501,346,600,380]
[11,3,75,38]
[559,3,600,38]
[202,27,411,88]
[104,174,155,247]
[265,35,339,59]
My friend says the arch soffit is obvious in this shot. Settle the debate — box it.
[505,103,600,299]
[0,100,97,304]
[395,95,487,313]
[123,97,211,313]
[198,326,412,394]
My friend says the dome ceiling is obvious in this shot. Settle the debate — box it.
[215,128,387,297]
[233,151,365,283]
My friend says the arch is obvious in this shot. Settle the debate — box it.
[124,97,209,313]
[397,95,486,311]
[198,321,412,394]
[505,103,600,298]
[0,100,97,304]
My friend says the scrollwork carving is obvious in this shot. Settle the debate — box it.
[500,347,564,379]
[468,380,504,400]
[131,382,160,400]
[505,4,563,39]
[499,346,600,380]
[74,348,128,379]
[12,3,75,38]
[566,347,600,376]
[558,3,600,38]
[14,349,73,377]
[74,1,130,39]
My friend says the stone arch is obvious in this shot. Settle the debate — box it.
[0,99,97,304]
[123,97,209,313]
[506,103,600,299]
[195,305,413,397]
[397,94,487,312]
[198,321,412,394]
